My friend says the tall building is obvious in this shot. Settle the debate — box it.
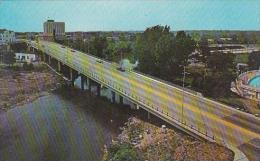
[0,29,15,44]
[43,20,65,40]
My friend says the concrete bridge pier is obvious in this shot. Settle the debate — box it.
[88,78,92,91]
[57,61,61,73]
[69,68,78,87]
[96,83,101,96]
[111,91,116,103]
[48,55,51,65]
[119,95,123,104]
[80,74,87,90]
[43,53,46,63]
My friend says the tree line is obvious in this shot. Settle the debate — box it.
[55,25,259,98]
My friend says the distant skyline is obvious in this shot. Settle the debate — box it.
[0,0,260,32]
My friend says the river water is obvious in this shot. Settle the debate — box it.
[0,86,133,161]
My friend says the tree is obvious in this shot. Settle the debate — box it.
[135,25,195,82]
[135,25,172,77]
[191,32,201,45]
[202,71,236,97]
[3,51,16,66]
[197,37,210,65]
[10,42,27,52]
[237,32,247,44]
[207,52,235,72]
[89,35,108,58]
[105,39,117,61]
[173,31,196,76]
[248,51,260,70]
[199,52,236,97]
[251,33,258,44]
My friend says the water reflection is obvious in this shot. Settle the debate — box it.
[0,87,130,161]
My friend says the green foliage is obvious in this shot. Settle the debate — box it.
[90,35,108,58]
[106,143,138,161]
[197,37,210,64]
[3,51,16,66]
[203,71,236,97]
[135,25,195,81]
[191,32,201,44]
[234,53,249,64]
[248,51,260,70]
[23,62,34,70]
[191,52,236,98]
[10,42,27,52]
[207,52,235,72]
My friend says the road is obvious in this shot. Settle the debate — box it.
[29,40,260,161]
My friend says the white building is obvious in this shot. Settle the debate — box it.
[43,20,65,40]
[0,29,15,44]
[15,53,36,63]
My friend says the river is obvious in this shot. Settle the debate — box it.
[0,86,133,161]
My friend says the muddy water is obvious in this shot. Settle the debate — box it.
[0,87,132,161]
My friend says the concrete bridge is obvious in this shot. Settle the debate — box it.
[24,40,260,161]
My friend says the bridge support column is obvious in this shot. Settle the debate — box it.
[70,68,74,87]
[48,55,51,65]
[97,83,101,96]
[88,78,92,91]
[81,75,86,90]
[119,95,123,104]
[148,111,151,120]
[57,61,61,73]
[43,53,46,62]
[111,91,115,103]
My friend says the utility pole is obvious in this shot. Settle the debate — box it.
[181,66,189,124]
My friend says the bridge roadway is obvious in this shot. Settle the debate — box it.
[27,40,260,161]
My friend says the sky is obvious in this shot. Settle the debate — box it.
[0,0,260,32]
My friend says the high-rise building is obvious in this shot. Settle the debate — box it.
[43,20,65,40]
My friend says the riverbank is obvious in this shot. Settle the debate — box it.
[103,117,234,161]
[0,63,65,113]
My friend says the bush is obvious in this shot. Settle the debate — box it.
[23,62,34,70]
[106,143,139,161]
[258,103,260,109]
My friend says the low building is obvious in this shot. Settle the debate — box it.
[0,29,16,44]
[15,53,36,63]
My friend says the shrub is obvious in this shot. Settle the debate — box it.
[106,143,139,161]
[23,62,34,70]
